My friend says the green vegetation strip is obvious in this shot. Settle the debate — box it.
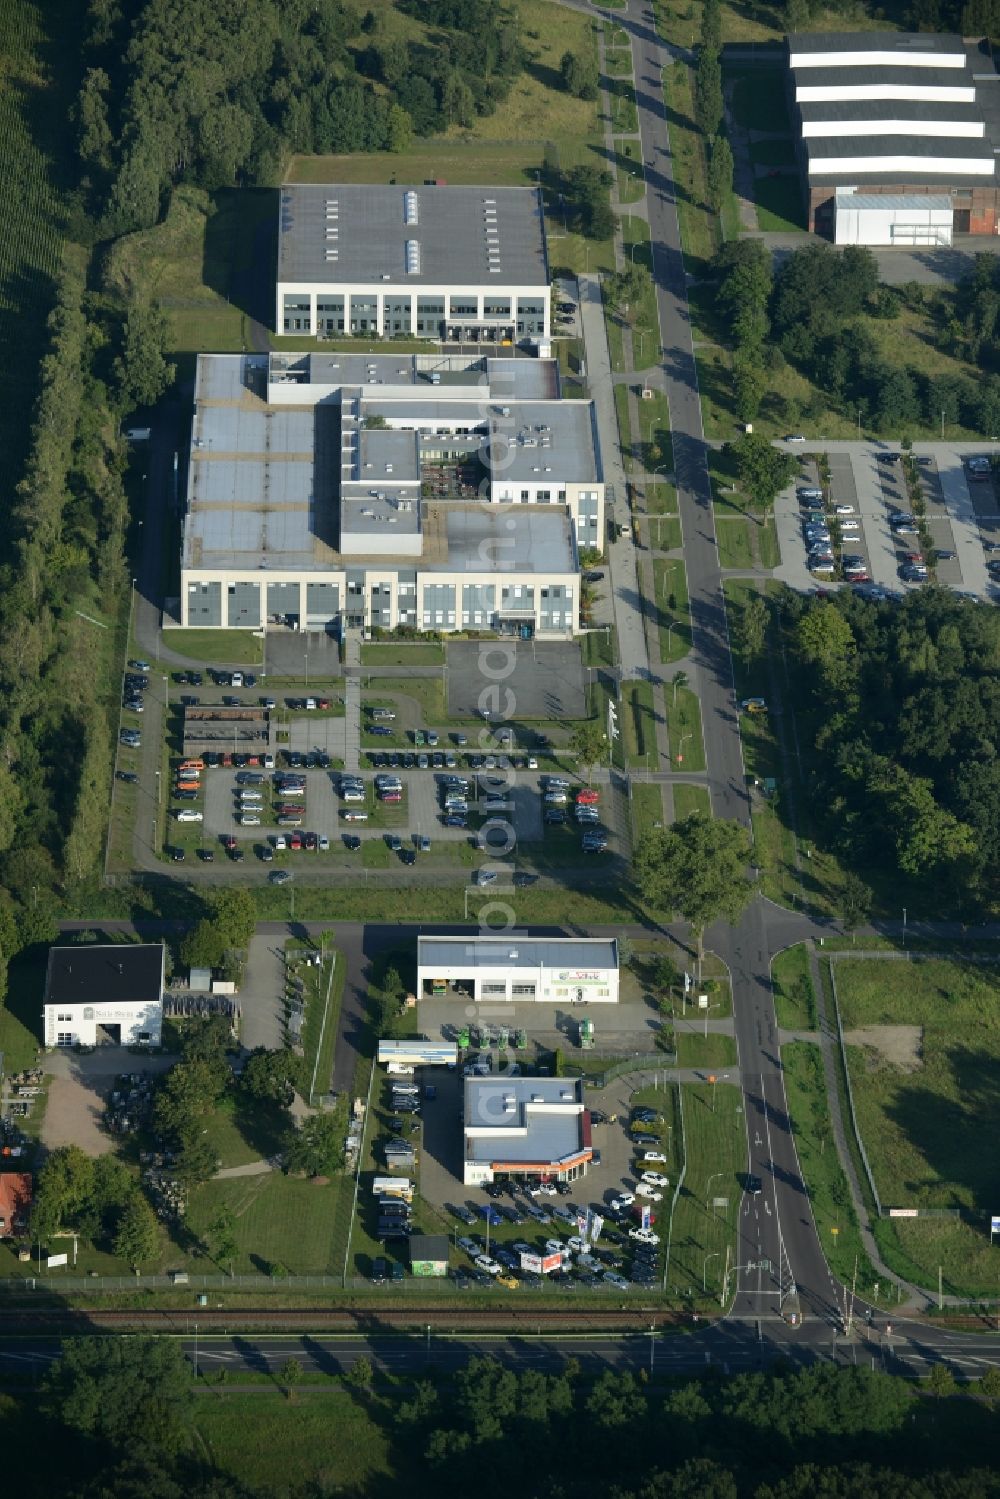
[781,1042,878,1300]
[631,781,666,840]
[672,783,710,821]
[675,1031,737,1069]
[654,558,691,662]
[771,944,818,1030]
[665,684,705,772]
[621,680,660,769]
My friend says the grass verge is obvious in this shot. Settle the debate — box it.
[653,558,691,663]
[672,783,710,820]
[665,685,705,772]
[771,944,818,1030]
[622,680,660,769]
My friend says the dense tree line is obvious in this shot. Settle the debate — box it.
[0,234,172,1000]
[782,588,1000,906]
[715,240,772,424]
[743,242,1000,436]
[73,0,525,236]
[10,1347,1000,1498]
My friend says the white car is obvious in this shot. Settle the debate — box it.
[785,434,806,443]
[639,1151,667,1164]
[840,521,861,533]
[641,1171,669,1187]
[238,814,261,826]
[610,1193,635,1212]
[538,1183,558,1197]
[475,1255,501,1276]
[527,756,538,769]
[834,504,855,515]
[629,1228,660,1245]
[175,810,203,823]
[318,834,330,851]
[635,1184,663,1202]
[566,1235,587,1254]
[545,1239,567,1256]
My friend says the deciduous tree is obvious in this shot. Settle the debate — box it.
[635,813,753,961]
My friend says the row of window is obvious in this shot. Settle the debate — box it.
[283,291,547,335]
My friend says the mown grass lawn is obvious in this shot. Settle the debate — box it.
[675,1031,738,1069]
[669,1078,743,1301]
[672,782,711,821]
[195,1391,395,1497]
[622,680,660,768]
[162,629,264,665]
[631,781,666,839]
[360,642,444,666]
[653,557,691,662]
[716,517,754,570]
[771,944,817,1030]
[834,955,1000,1296]
[665,684,705,772]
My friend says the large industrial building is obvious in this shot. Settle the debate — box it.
[179,351,603,638]
[787,32,1000,243]
[276,183,551,343]
[417,935,619,1005]
[463,1075,593,1186]
[43,944,165,1049]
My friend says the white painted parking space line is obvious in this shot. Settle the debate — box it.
[938,454,991,598]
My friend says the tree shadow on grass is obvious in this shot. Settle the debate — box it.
[883,1043,1000,1210]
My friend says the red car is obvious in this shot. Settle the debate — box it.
[289,831,303,850]
[575,789,600,805]
[317,698,331,710]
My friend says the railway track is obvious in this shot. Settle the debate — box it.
[0,1304,689,1334]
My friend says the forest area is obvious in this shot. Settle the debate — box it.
[780,588,1000,909]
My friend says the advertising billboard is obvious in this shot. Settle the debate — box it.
[520,1251,564,1275]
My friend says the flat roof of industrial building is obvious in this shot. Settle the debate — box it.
[44,944,164,1008]
[464,1077,587,1167]
[185,355,588,575]
[419,936,618,970]
[277,184,548,287]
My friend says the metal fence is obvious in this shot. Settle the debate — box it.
[562,1054,676,1088]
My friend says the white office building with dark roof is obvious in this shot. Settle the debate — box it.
[276,183,551,343]
[787,32,1000,242]
[179,350,603,637]
[417,935,619,1004]
[43,944,165,1049]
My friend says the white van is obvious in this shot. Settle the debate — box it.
[386,1063,415,1076]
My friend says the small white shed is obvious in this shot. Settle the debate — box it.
[834,192,952,247]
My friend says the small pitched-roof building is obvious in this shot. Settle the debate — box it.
[43,943,164,1049]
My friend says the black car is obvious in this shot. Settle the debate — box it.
[555,1181,572,1196]
[180,694,200,706]
[344,835,362,851]
[400,848,416,865]
[745,1173,763,1196]
[484,1183,505,1199]
[116,771,139,784]
[371,1257,388,1285]
[168,846,185,862]
[197,848,214,862]
[229,847,245,862]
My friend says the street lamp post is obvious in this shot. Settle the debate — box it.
[902,907,907,948]
[703,1251,720,1292]
[676,731,691,765]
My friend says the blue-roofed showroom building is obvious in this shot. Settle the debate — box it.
[787,31,1000,243]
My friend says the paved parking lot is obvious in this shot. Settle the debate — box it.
[776,445,1000,600]
[446,641,587,722]
[264,631,341,680]
[417,1065,673,1264]
[202,768,552,847]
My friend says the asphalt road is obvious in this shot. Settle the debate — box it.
[4,1319,1000,1379]
[616,0,822,1326]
